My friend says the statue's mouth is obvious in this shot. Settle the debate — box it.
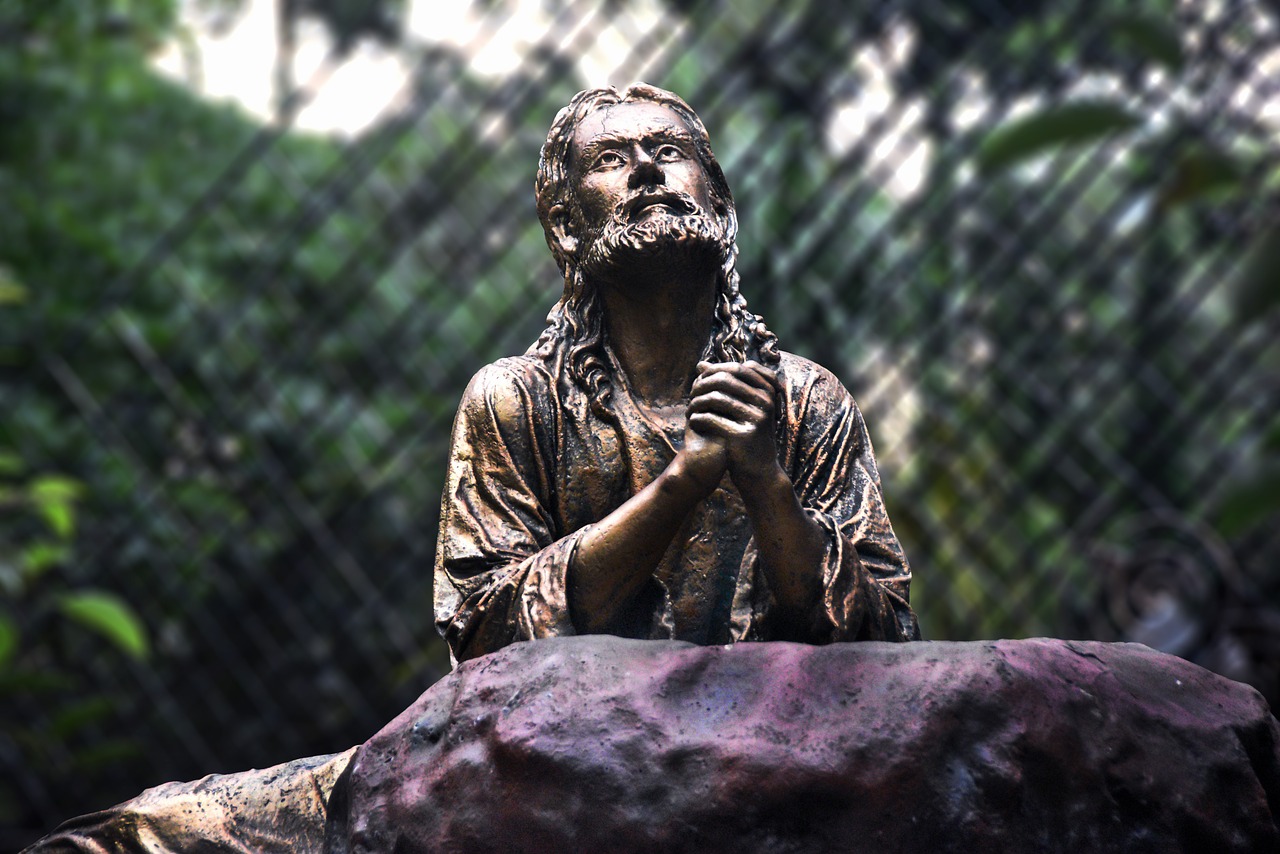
[621,191,698,223]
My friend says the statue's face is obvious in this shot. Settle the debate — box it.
[569,100,716,240]
[566,100,726,280]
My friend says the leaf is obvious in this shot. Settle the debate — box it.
[29,474,83,538]
[1264,424,1280,453]
[0,265,26,305]
[0,617,16,669]
[38,501,75,539]
[1109,14,1184,72]
[21,545,71,583]
[0,452,23,476]
[22,542,71,578]
[0,282,26,305]
[977,101,1142,174]
[1231,221,1280,323]
[1157,146,1242,211]
[56,591,149,660]
[0,668,73,695]
[51,696,115,739]
[29,475,84,504]
[69,738,142,771]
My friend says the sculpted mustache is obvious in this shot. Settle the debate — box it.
[583,199,728,275]
[610,190,702,223]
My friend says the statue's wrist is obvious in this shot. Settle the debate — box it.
[664,453,717,503]
[731,457,787,494]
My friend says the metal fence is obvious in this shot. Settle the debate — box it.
[5,0,1279,843]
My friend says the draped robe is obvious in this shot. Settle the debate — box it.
[435,345,919,664]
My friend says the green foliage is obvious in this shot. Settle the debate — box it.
[1157,145,1243,212]
[0,618,15,669]
[0,0,200,823]
[56,592,150,660]
[1217,462,1280,537]
[0,268,26,306]
[953,0,1278,618]
[1,0,559,826]
[1231,221,1280,321]
[1108,12,1184,71]
[977,102,1142,175]
[28,475,84,539]
[0,449,152,825]
[50,697,116,741]
[21,542,72,578]
[678,0,1277,639]
[0,460,152,657]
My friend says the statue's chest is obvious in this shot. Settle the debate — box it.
[553,405,678,525]
[632,400,686,444]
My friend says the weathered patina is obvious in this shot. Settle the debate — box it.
[434,84,918,665]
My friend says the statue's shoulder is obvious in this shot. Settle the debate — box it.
[466,355,551,392]
[775,350,870,444]
[776,350,857,402]
[459,355,555,426]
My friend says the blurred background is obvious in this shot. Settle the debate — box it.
[3,0,1279,845]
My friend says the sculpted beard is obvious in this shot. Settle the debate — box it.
[579,190,730,280]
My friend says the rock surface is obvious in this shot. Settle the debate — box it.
[333,636,1280,854]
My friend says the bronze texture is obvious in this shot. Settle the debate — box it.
[436,84,918,663]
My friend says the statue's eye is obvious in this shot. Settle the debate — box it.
[594,150,625,170]
[655,144,685,162]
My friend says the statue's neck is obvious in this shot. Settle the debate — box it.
[596,270,718,406]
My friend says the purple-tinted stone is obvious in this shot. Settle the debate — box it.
[336,637,1280,853]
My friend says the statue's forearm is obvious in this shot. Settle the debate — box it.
[734,462,827,628]
[686,359,827,623]
[568,455,710,634]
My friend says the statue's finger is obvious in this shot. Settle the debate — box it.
[697,360,775,394]
[688,391,762,423]
[691,373,774,408]
[740,360,782,391]
[688,411,752,438]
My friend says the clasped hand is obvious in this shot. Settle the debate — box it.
[678,360,780,495]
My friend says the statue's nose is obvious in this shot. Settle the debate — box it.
[628,148,663,189]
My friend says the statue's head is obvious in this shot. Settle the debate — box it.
[535,84,738,284]
[530,84,777,412]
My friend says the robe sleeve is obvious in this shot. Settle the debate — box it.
[768,361,920,643]
[433,361,582,664]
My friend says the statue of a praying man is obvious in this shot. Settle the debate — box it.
[22,83,918,854]
[435,83,919,664]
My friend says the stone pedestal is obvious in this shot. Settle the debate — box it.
[28,637,1280,853]
[336,636,1280,854]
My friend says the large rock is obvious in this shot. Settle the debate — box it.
[333,636,1280,854]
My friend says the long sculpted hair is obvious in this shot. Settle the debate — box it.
[531,83,780,419]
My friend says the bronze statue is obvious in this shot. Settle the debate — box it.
[435,83,918,664]
[23,84,917,854]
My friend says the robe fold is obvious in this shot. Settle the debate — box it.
[435,346,919,664]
